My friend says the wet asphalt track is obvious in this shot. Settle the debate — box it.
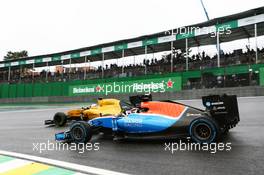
[0,97,264,175]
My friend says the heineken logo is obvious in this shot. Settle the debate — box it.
[69,77,181,96]
[95,85,104,92]
[167,79,174,88]
[73,87,95,94]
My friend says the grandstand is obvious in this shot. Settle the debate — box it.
[0,6,264,101]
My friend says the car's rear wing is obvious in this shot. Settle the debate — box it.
[202,94,240,129]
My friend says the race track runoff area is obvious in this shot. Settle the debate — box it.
[0,97,264,175]
[0,155,83,175]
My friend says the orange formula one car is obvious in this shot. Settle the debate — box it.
[44,98,133,127]
[55,94,240,144]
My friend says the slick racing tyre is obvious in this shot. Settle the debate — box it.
[189,117,219,143]
[53,112,67,127]
[70,121,92,143]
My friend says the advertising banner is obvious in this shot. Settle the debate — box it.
[69,76,182,96]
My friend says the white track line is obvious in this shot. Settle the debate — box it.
[0,150,130,175]
[0,159,32,173]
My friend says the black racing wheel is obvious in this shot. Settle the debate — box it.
[53,112,67,127]
[189,117,219,143]
[70,121,93,143]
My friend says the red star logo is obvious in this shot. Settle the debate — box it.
[167,79,174,88]
[95,85,103,92]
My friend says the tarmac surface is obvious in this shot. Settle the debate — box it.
[0,97,264,175]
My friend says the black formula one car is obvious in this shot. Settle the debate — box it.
[55,94,240,144]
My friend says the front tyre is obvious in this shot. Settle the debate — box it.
[53,112,67,127]
[70,121,92,143]
[189,117,219,143]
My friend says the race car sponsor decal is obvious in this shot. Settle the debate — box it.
[186,113,202,117]
[117,107,188,133]
[124,118,143,127]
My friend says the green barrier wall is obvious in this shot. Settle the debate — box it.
[8,85,16,98]
[16,84,25,97]
[0,84,9,98]
[42,83,51,97]
[51,82,63,96]
[33,83,42,97]
[0,64,264,99]
[225,65,249,75]
[203,67,225,76]
[182,71,201,84]
[260,67,264,86]
[24,84,33,97]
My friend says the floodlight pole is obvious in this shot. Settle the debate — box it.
[45,62,48,82]
[199,0,210,21]
[170,29,174,73]
[61,60,64,80]
[102,53,104,78]
[145,46,147,75]
[32,63,35,82]
[185,38,189,71]
[19,65,22,83]
[84,56,87,80]
[116,57,119,71]
[88,60,90,78]
[122,49,125,74]
[171,41,174,72]
[255,23,258,64]
[8,66,11,82]
[217,31,220,67]
[69,58,72,80]
[46,62,49,82]
[200,0,222,66]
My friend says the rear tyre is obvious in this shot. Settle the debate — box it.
[70,121,92,143]
[53,112,67,127]
[189,117,219,143]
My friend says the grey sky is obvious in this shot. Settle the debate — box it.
[0,0,264,61]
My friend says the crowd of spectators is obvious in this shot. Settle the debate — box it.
[0,47,264,87]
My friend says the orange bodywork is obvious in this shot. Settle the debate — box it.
[67,109,83,118]
[67,99,122,120]
[141,101,185,118]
